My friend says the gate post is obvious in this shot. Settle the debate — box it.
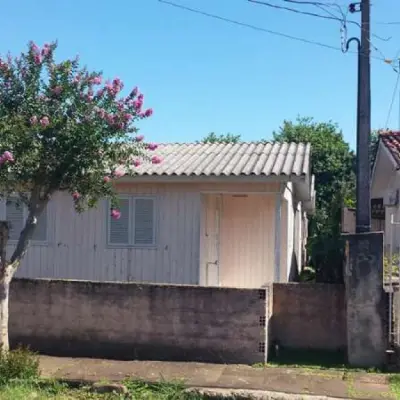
[344,231,387,368]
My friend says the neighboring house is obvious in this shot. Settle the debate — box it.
[5,142,315,288]
[340,131,400,250]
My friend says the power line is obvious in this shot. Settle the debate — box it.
[248,0,391,42]
[248,0,347,23]
[385,65,400,129]
[158,0,386,61]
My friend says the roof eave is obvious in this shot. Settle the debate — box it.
[116,173,309,184]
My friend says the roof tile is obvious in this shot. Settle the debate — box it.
[380,131,400,166]
[136,142,311,177]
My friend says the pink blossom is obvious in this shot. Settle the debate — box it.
[146,143,158,151]
[96,88,105,97]
[52,86,62,96]
[114,167,125,178]
[30,42,40,54]
[113,77,123,89]
[151,155,162,164]
[41,44,50,57]
[97,108,106,119]
[40,116,50,127]
[91,76,102,85]
[123,113,133,122]
[138,94,144,101]
[34,54,42,65]
[2,151,14,162]
[106,83,116,96]
[135,135,144,142]
[130,86,139,97]
[30,116,38,125]
[133,100,143,111]
[144,108,153,118]
[111,209,121,220]
[132,159,141,167]
[105,113,114,124]
[72,192,81,200]
[73,75,81,84]
[103,176,111,183]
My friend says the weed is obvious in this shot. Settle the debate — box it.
[0,346,40,385]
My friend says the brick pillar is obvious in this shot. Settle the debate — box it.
[344,231,387,368]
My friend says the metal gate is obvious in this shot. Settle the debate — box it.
[386,214,400,354]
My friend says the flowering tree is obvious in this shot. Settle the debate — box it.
[0,41,160,351]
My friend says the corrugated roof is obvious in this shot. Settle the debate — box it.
[380,131,400,167]
[136,142,311,177]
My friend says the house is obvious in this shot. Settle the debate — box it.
[370,131,400,252]
[6,142,315,288]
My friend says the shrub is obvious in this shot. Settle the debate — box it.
[0,346,40,385]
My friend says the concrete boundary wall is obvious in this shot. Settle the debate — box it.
[10,279,271,365]
[272,283,346,351]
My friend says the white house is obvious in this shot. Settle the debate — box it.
[370,131,400,251]
[5,142,315,288]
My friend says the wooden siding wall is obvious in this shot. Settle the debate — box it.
[13,184,201,284]
[12,182,280,284]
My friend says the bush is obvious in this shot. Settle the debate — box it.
[0,346,40,385]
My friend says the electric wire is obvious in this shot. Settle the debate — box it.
[385,67,400,129]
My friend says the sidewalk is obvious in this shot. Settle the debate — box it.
[39,356,394,399]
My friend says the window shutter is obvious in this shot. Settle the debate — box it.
[32,209,47,242]
[134,198,155,245]
[6,198,24,241]
[109,198,130,245]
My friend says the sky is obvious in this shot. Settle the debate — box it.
[1,0,400,149]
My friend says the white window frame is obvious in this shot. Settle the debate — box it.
[5,196,49,246]
[107,195,157,248]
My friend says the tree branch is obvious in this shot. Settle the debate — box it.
[10,187,48,265]
[0,222,9,275]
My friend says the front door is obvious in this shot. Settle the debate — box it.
[219,194,275,287]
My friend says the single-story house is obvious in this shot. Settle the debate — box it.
[6,141,315,288]
[370,131,400,251]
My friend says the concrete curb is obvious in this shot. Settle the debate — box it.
[187,387,351,400]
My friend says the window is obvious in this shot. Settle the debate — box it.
[6,197,48,243]
[108,197,156,247]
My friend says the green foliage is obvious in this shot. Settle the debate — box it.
[298,267,316,282]
[202,132,241,144]
[0,346,40,385]
[273,117,355,283]
[384,253,400,279]
[0,41,156,218]
[0,378,251,399]
[370,130,379,169]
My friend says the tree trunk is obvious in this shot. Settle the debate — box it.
[0,268,12,352]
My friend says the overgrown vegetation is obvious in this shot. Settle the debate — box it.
[0,379,251,399]
[384,254,400,280]
[0,346,40,385]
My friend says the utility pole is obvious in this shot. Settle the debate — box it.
[348,0,371,233]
